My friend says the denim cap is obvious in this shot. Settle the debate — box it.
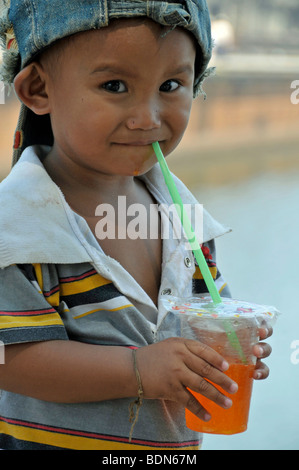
[0,0,214,164]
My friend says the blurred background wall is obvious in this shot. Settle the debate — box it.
[170,0,299,187]
[0,0,299,450]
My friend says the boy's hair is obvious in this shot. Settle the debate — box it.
[0,0,215,164]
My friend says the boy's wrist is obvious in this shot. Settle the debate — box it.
[128,349,144,442]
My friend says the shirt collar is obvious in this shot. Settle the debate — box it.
[0,145,230,270]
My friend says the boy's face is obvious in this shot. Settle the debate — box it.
[44,18,196,177]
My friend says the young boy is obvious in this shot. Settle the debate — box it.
[0,1,271,450]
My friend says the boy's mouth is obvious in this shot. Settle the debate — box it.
[114,140,158,147]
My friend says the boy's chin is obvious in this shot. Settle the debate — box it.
[131,161,158,177]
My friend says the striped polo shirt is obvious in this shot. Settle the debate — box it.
[0,146,230,450]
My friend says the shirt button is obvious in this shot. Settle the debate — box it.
[161,288,172,295]
[184,257,192,268]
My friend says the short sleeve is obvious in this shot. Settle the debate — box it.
[0,264,68,345]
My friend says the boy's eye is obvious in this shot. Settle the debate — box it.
[102,80,127,93]
[160,80,180,93]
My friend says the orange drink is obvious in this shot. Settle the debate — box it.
[185,363,255,434]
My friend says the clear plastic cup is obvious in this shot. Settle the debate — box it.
[159,295,280,435]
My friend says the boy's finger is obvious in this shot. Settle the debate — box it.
[184,388,212,422]
[184,340,238,392]
[185,339,229,372]
[253,360,269,380]
[258,321,273,340]
[253,342,272,359]
[186,369,237,410]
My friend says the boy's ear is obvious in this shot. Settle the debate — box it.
[14,62,51,115]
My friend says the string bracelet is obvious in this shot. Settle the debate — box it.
[128,348,144,443]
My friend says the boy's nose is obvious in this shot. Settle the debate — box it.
[126,100,161,131]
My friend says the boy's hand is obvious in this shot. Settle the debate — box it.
[137,337,238,422]
[252,323,273,380]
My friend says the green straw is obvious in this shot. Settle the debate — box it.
[152,142,222,304]
[152,142,247,364]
